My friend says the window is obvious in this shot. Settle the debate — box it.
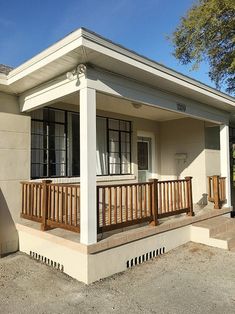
[31,108,78,178]
[108,119,131,175]
[31,108,132,178]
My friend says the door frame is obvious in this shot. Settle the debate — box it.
[137,131,156,181]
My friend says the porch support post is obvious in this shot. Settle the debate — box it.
[80,86,97,245]
[220,124,231,207]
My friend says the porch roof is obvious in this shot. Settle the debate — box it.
[1,28,234,111]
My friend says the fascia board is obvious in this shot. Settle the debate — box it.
[81,34,235,107]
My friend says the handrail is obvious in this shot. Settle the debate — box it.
[208,175,226,209]
[97,177,193,233]
[21,177,194,234]
[21,180,80,232]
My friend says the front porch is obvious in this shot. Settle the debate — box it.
[18,57,233,283]
[20,175,227,237]
[20,81,232,243]
[17,202,232,284]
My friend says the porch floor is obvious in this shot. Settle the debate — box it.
[18,205,232,254]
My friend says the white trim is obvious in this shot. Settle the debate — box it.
[80,85,97,245]
[220,125,231,207]
[30,175,136,184]
[1,28,234,111]
[137,131,156,179]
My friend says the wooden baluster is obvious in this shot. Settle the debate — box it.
[212,175,220,209]
[165,182,169,213]
[183,181,186,209]
[39,185,42,217]
[41,180,52,231]
[147,184,151,216]
[126,186,128,222]
[56,186,59,222]
[119,186,122,223]
[143,184,147,218]
[179,181,182,210]
[158,182,161,214]
[170,182,173,212]
[130,185,133,221]
[75,187,78,227]
[135,185,138,219]
[208,177,212,201]
[21,183,24,215]
[174,182,177,211]
[65,186,68,224]
[135,185,137,219]
[114,187,117,224]
[139,185,142,219]
[108,187,111,225]
[70,186,73,225]
[96,187,100,230]
[185,177,194,216]
[102,187,106,226]
[149,179,158,226]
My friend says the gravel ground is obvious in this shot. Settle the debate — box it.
[0,242,235,314]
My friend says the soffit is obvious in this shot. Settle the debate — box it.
[61,92,185,122]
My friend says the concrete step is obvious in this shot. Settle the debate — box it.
[213,229,235,250]
[193,216,235,237]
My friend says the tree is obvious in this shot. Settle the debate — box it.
[171,0,235,95]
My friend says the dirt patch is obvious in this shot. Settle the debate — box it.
[0,242,235,314]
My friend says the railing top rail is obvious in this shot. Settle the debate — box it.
[20,181,80,188]
[158,179,188,184]
[20,181,42,186]
[98,178,189,189]
[97,181,153,188]
[49,183,80,188]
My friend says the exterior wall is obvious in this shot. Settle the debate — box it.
[38,102,221,205]
[0,92,30,256]
[41,102,161,184]
[205,150,220,177]
[17,222,191,284]
[159,118,208,204]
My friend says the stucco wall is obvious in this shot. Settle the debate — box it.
[159,118,210,204]
[0,93,30,255]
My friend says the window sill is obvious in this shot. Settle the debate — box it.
[30,174,136,184]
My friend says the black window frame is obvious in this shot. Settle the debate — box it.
[31,107,132,179]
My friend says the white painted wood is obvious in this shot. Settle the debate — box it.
[86,68,230,124]
[80,85,97,245]
[20,74,85,112]
[220,124,231,207]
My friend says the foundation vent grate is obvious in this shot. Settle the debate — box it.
[126,247,165,268]
[29,251,64,272]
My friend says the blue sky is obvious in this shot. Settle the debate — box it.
[0,0,215,88]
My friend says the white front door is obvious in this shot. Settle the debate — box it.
[137,136,152,182]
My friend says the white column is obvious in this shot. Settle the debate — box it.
[80,86,97,244]
[220,124,231,207]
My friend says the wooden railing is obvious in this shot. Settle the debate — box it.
[21,177,193,234]
[208,175,226,209]
[97,182,155,232]
[157,177,193,218]
[97,177,193,233]
[21,180,80,232]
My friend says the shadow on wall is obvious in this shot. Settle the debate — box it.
[0,189,18,256]
[160,120,221,205]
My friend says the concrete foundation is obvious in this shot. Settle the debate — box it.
[16,207,232,284]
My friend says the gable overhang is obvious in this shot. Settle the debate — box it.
[1,28,235,115]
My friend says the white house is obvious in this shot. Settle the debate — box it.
[0,28,235,283]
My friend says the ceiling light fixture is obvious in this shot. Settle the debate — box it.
[132,102,142,109]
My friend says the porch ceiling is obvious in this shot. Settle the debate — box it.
[61,92,185,122]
